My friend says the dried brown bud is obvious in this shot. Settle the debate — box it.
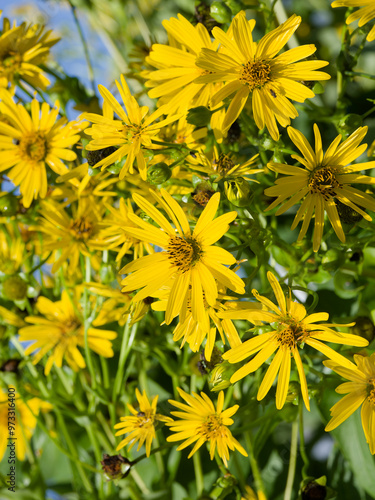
[101,453,132,480]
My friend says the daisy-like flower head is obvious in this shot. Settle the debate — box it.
[37,197,106,274]
[18,290,117,375]
[325,353,375,454]
[81,75,180,181]
[264,124,375,252]
[144,14,225,136]
[188,146,261,183]
[0,386,51,461]
[0,14,59,89]
[219,271,368,410]
[331,1,375,42]
[153,287,262,361]
[166,388,247,466]
[195,12,330,141]
[96,197,154,262]
[0,90,86,207]
[120,189,245,326]
[114,388,172,457]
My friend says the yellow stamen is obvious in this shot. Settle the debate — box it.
[309,166,341,199]
[240,60,272,91]
[167,236,203,273]
[19,132,47,162]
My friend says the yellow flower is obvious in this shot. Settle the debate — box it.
[18,290,117,375]
[144,14,225,140]
[325,353,375,454]
[114,388,172,457]
[153,289,261,361]
[82,75,180,180]
[188,146,261,182]
[0,223,26,274]
[195,12,330,141]
[0,386,51,461]
[97,198,154,262]
[331,0,375,41]
[0,90,86,207]
[120,189,245,326]
[242,485,267,500]
[37,197,106,274]
[264,125,375,252]
[0,14,59,89]
[166,388,247,466]
[220,271,368,410]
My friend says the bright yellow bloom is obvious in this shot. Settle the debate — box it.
[265,125,375,252]
[37,197,106,274]
[188,146,261,182]
[153,289,261,361]
[97,198,154,262]
[18,290,117,375]
[114,388,172,457]
[0,223,26,274]
[0,386,51,461]
[0,90,86,207]
[120,189,245,326]
[242,485,267,500]
[325,353,375,454]
[82,75,180,180]
[166,388,247,466]
[332,0,375,41]
[195,12,330,141]
[220,272,368,410]
[0,13,58,89]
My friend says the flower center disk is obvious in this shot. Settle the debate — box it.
[240,60,272,91]
[200,414,224,439]
[309,166,341,199]
[19,132,47,162]
[167,236,202,273]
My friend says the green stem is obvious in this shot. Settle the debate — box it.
[112,318,136,401]
[83,256,97,389]
[283,420,298,500]
[299,403,310,479]
[56,409,93,492]
[66,0,96,94]
[54,365,74,396]
[344,70,375,80]
[193,452,204,497]
[245,431,267,499]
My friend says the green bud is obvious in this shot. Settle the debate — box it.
[0,195,18,216]
[216,473,237,488]
[338,114,363,133]
[224,178,251,207]
[147,162,172,185]
[312,82,324,95]
[2,275,28,301]
[352,317,375,343]
[209,361,237,391]
[186,106,212,127]
[286,381,300,405]
[210,2,232,24]
[224,0,241,14]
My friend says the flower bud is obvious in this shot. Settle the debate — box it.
[216,472,237,488]
[301,480,327,500]
[0,195,18,216]
[101,453,132,480]
[0,359,21,373]
[2,275,28,301]
[224,178,251,207]
[352,317,375,343]
[209,361,237,391]
[86,146,117,167]
[210,1,232,23]
[186,106,212,127]
[147,162,172,185]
